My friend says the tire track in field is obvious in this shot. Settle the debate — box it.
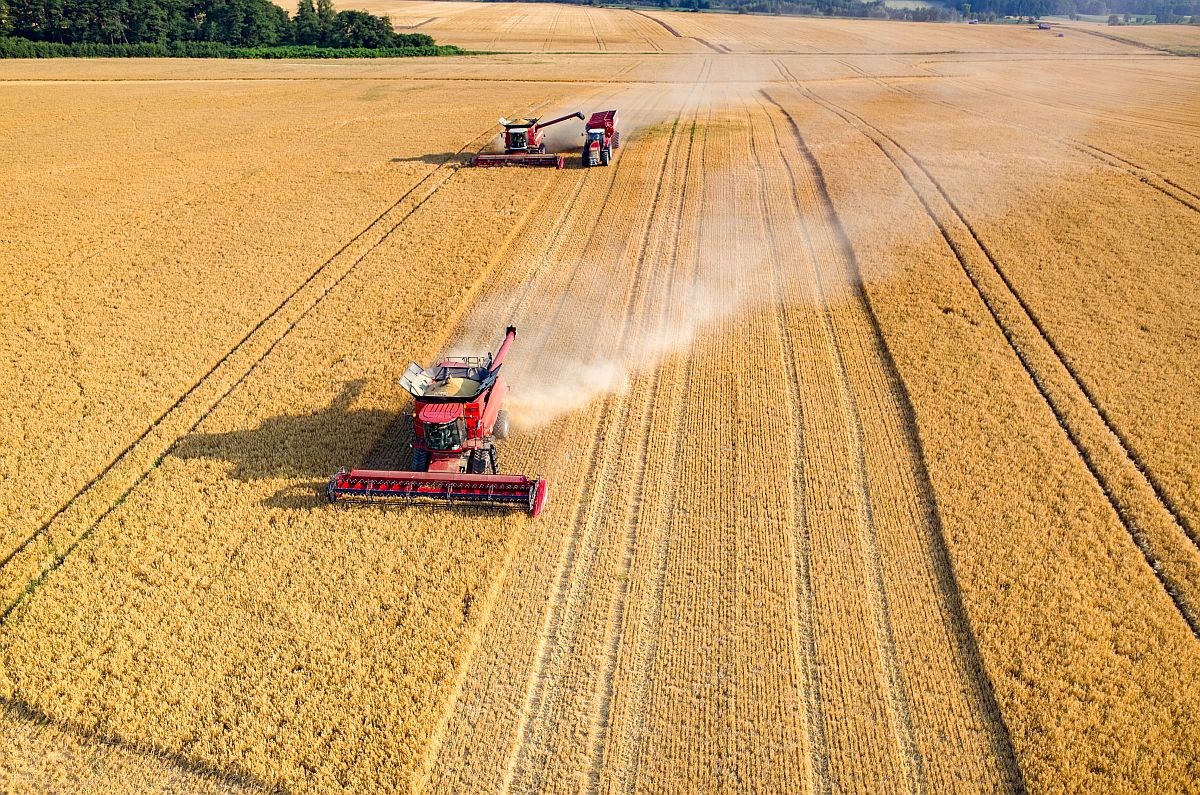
[0,107,558,622]
[501,100,691,795]
[850,62,1200,213]
[543,7,562,51]
[605,110,706,795]
[415,82,665,790]
[610,59,643,80]
[415,86,672,795]
[621,8,664,53]
[760,86,1027,792]
[775,68,1200,639]
[819,69,1200,537]
[412,81,662,792]
[742,96,838,794]
[500,127,682,790]
[626,8,723,53]
[802,76,1200,559]
[589,13,605,52]
[743,91,926,795]
[401,160,597,795]
[1074,141,1200,209]
[583,92,704,795]
[627,9,682,37]
[599,93,723,795]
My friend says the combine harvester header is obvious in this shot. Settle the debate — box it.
[327,326,548,516]
[472,112,585,169]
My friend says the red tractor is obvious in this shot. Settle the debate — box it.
[327,327,548,516]
[472,112,585,169]
[582,110,620,167]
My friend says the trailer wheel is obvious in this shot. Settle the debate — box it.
[600,148,610,167]
[495,410,510,440]
[411,448,429,472]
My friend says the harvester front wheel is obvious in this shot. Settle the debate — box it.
[538,143,547,154]
[469,449,497,475]
[600,148,610,167]
[411,448,429,472]
[581,146,590,167]
[495,410,510,440]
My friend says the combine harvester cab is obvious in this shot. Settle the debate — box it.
[327,326,548,517]
[582,110,620,167]
[471,112,584,169]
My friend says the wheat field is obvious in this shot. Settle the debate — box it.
[1,5,1199,793]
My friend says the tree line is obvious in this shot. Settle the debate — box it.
[955,0,1198,21]
[552,0,1200,21]
[0,0,440,49]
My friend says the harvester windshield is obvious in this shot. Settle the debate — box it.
[508,129,528,149]
[425,418,466,451]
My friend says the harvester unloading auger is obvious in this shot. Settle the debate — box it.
[327,327,548,517]
[471,112,585,169]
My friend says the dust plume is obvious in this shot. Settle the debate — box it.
[451,54,1151,430]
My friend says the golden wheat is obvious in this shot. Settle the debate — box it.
[2,10,1198,794]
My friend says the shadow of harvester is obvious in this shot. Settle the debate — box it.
[173,381,416,509]
[390,152,471,165]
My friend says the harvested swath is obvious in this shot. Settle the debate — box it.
[2,11,1199,794]
[766,83,1200,791]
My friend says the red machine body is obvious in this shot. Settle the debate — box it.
[327,327,548,516]
[472,112,585,169]
[582,110,620,167]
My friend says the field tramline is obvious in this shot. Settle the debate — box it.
[1,6,1198,793]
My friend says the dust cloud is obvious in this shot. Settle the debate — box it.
[450,55,1131,429]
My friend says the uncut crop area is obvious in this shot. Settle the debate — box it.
[1,5,1199,794]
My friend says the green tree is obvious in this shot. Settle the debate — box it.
[294,0,319,44]
[316,0,334,44]
[332,8,395,47]
[0,0,12,36]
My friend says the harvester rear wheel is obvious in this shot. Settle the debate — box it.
[411,448,429,472]
[495,410,510,440]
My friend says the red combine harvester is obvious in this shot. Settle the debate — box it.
[472,112,585,169]
[327,327,548,517]
[582,110,620,167]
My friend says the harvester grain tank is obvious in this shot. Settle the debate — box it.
[582,110,620,167]
[472,112,585,169]
[327,327,548,516]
